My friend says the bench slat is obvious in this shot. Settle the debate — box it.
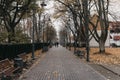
[18,53,28,62]
[0,58,20,78]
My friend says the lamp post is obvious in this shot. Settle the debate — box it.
[83,0,90,62]
[41,1,47,43]
[42,15,45,43]
[31,1,36,60]
[46,18,51,43]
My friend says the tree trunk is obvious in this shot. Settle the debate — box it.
[7,27,15,43]
[74,37,77,53]
[99,40,105,53]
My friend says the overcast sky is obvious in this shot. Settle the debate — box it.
[45,1,61,33]
[45,0,120,20]
[44,0,120,32]
[109,0,120,21]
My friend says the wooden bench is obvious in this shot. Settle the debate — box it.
[0,59,20,79]
[74,50,86,58]
[42,46,48,53]
[17,53,32,68]
[17,53,28,63]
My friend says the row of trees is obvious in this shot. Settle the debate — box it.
[55,0,110,53]
[0,0,57,44]
[0,0,32,43]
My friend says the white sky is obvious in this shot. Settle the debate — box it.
[109,0,120,21]
[37,1,61,32]
[45,1,62,33]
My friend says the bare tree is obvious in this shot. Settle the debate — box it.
[0,0,32,43]
[89,0,109,53]
[56,0,110,53]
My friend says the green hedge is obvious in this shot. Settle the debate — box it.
[0,43,49,60]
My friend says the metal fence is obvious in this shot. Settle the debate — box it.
[0,43,49,60]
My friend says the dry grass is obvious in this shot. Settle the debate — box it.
[90,48,120,64]
[69,47,120,64]
[26,49,42,60]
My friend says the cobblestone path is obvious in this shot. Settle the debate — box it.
[19,46,107,80]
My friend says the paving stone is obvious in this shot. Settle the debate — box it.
[19,46,107,80]
[101,64,120,76]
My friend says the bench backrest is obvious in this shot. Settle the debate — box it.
[18,53,28,62]
[0,59,12,72]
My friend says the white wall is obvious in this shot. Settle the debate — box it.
[89,31,110,47]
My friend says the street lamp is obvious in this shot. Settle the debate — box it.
[41,1,47,7]
[42,15,46,43]
[40,1,47,43]
[83,0,90,62]
[46,18,51,43]
[31,1,36,60]
[31,1,47,59]
[67,11,72,50]
[74,1,90,62]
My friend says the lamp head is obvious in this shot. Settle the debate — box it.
[41,1,47,7]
